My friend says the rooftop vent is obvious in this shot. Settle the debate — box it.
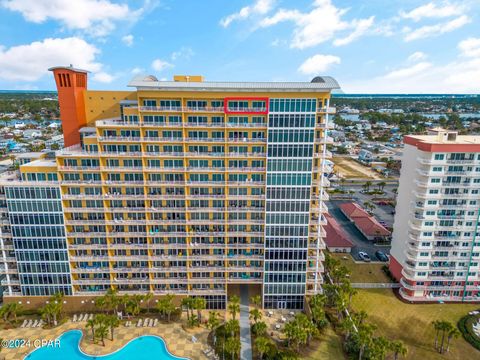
[311,76,326,83]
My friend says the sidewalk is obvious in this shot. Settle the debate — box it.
[239,285,253,360]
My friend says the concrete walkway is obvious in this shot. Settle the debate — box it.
[239,285,253,360]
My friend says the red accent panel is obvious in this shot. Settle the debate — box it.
[389,255,403,282]
[224,97,269,114]
[404,135,480,152]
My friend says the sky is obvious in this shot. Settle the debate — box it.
[0,0,479,93]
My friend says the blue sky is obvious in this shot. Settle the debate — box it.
[0,0,479,93]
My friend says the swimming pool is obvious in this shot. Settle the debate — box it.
[25,330,188,360]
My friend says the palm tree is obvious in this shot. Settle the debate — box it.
[193,297,206,324]
[255,336,271,360]
[86,318,96,341]
[377,181,386,192]
[228,296,240,321]
[363,181,372,192]
[95,325,109,347]
[371,336,390,360]
[225,319,240,338]
[224,337,240,360]
[207,311,220,331]
[181,297,194,321]
[390,340,408,360]
[249,308,262,324]
[445,325,460,353]
[7,303,22,324]
[358,323,376,360]
[250,295,262,309]
[105,315,120,341]
[157,294,176,322]
[252,321,267,337]
[143,292,153,314]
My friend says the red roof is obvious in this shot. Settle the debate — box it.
[325,214,354,248]
[339,202,390,237]
[353,216,391,237]
[339,202,370,219]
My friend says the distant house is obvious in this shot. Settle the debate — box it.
[358,149,374,163]
[339,202,391,242]
[14,122,26,129]
[48,122,60,129]
[23,129,43,139]
[324,214,353,253]
[46,134,64,149]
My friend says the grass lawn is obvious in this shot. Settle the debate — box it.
[352,289,480,360]
[304,325,346,359]
[332,253,392,283]
[332,156,379,180]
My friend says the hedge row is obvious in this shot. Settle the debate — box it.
[458,315,480,351]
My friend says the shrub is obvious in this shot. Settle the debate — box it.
[458,316,480,351]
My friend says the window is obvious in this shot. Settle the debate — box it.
[434,154,445,160]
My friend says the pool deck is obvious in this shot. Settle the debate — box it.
[0,316,210,360]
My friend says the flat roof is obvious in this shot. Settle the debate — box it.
[48,66,89,73]
[21,159,56,167]
[128,76,340,92]
[406,134,480,145]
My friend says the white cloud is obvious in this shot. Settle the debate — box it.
[131,67,144,75]
[407,51,428,62]
[400,1,466,22]
[343,40,480,93]
[383,62,432,79]
[458,37,480,57]
[0,37,102,81]
[404,15,470,41]
[259,0,374,49]
[220,0,275,27]
[171,47,194,61]
[333,16,375,46]
[122,34,134,47]
[92,71,115,83]
[298,54,341,74]
[1,0,144,37]
[151,59,173,72]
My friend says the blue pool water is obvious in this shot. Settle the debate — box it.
[25,330,188,360]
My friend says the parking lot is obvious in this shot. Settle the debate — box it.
[328,199,392,262]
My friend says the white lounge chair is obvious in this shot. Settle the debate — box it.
[37,320,44,327]
[32,320,38,327]
[153,319,158,327]
[137,319,143,327]
[72,314,77,322]
[143,318,149,327]
[275,324,281,330]
[20,319,28,328]
[26,320,33,328]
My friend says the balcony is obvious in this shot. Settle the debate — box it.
[140,106,224,113]
[318,106,336,114]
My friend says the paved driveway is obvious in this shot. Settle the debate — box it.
[328,200,391,262]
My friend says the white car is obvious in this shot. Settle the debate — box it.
[358,251,371,262]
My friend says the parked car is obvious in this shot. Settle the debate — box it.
[375,250,389,262]
[358,251,371,262]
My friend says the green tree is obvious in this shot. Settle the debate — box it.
[143,292,153,314]
[255,336,272,360]
[95,324,109,346]
[181,297,195,321]
[224,337,240,360]
[249,308,262,324]
[193,297,206,324]
[377,181,386,192]
[207,311,220,331]
[358,323,376,360]
[157,294,176,322]
[105,315,120,341]
[250,295,262,309]
[86,318,96,341]
[390,340,408,360]
[228,295,240,321]
[225,319,240,338]
[252,321,267,337]
[445,326,460,353]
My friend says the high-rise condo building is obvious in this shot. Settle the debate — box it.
[390,128,480,302]
[0,67,338,309]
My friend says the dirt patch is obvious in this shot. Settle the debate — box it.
[332,156,382,180]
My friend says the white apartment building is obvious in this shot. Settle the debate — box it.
[390,128,480,302]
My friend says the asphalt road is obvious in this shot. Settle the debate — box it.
[328,200,391,262]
